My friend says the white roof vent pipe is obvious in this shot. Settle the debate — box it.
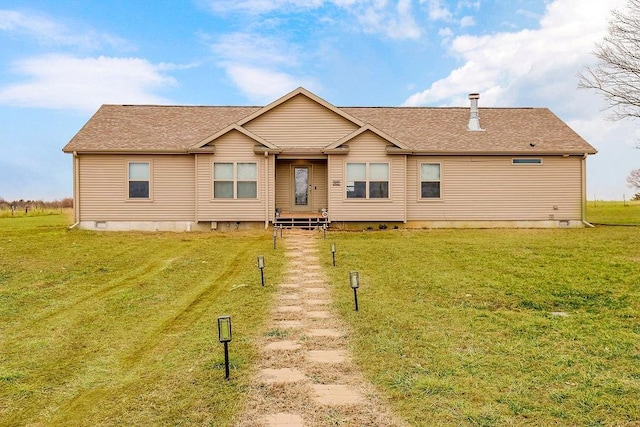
[468,93,483,131]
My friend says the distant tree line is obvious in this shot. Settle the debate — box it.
[0,197,73,213]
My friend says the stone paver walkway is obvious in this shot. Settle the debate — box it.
[235,230,407,427]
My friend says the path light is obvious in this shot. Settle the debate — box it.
[279,224,284,238]
[331,243,336,267]
[273,227,277,249]
[217,315,232,380]
[350,271,360,311]
[257,255,265,286]
[322,223,327,239]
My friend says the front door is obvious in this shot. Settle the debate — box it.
[292,166,311,212]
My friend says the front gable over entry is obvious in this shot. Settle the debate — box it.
[241,88,362,151]
[324,124,412,154]
[189,124,281,155]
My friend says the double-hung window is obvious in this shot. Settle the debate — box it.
[346,163,389,199]
[420,163,441,199]
[213,162,257,199]
[128,162,150,199]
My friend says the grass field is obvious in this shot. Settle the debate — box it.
[0,213,285,426]
[586,200,640,224]
[324,214,640,425]
[1,204,639,426]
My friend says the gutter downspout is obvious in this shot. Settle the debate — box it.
[194,154,198,227]
[327,155,331,224]
[69,151,80,229]
[403,155,407,223]
[581,153,594,228]
[264,151,269,229]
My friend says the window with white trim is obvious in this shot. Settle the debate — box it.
[213,162,257,199]
[128,162,150,199]
[346,162,389,199]
[420,163,441,199]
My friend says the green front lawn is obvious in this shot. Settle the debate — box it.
[323,227,640,425]
[0,214,284,426]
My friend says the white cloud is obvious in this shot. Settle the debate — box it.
[460,15,475,27]
[0,55,177,111]
[357,0,422,39]
[439,27,453,38]
[403,0,626,107]
[225,65,308,102]
[209,32,318,102]
[403,0,637,200]
[0,9,130,50]
[423,0,453,21]
[205,0,324,14]
[205,0,422,40]
[212,33,299,67]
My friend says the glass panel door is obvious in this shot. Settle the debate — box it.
[293,166,310,211]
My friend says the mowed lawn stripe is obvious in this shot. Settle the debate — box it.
[323,227,640,426]
[0,214,284,426]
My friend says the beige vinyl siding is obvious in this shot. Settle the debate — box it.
[196,130,267,222]
[77,154,195,221]
[328,131,406,221]
[266,154,276,222]
[406,156,583,220]
[275,160,327,213]
[312,162,328,213]
[244,94,358,149]
[275,161,291,212]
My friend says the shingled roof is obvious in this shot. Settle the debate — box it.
[63,95,596,155]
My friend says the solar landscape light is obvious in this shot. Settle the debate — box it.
[322,223,327,239]
[257,255,265,286]
[217,315,232,380]
[349,271,360,311]
[273,227,277,249]
[331,243,336,267]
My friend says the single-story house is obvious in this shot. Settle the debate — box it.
[62,87,596,231]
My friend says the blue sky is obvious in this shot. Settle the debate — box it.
[1,0,638,201]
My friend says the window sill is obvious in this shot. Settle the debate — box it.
[343,198,394,202]
[417,198,444,202]
[126,198,154,202]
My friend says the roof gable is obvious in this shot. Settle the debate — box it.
[237,87,364,128]
[241,89,361,151]
[324,124,411,153]
[190,123,280,152]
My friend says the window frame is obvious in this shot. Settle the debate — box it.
[419,162,442,200]
[127,160,152,201]
[345,162,390,200]
[212,161,259,200]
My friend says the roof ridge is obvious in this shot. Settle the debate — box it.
[99,104,541,110]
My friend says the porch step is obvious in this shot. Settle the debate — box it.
[274,217,329,229]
